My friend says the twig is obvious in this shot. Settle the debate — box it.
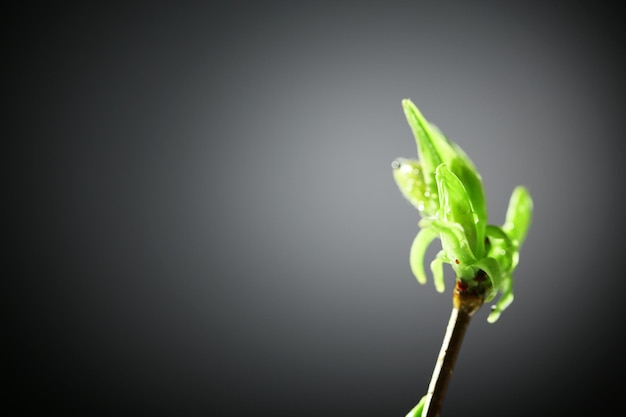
[421,281,485,417]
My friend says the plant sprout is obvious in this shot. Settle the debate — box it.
[392,99,533,417]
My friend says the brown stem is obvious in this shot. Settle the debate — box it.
[421,282,485,417]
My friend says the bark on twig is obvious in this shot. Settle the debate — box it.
[421,281,485,417]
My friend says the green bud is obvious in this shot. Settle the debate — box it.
[391,158,438,217]
[393,99,533,322]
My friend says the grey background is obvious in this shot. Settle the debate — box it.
[6,2,624,416]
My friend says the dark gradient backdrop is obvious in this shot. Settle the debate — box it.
[5,2,624,416]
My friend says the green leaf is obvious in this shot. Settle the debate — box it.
[405,395,426,417]
[485,224,515,272]
[503,186,533,248]
[473,257,503,301]
[430,219,476,281]
[430,250,447,293]
[409,228,439,285]
[487,275,514,323]
[392,158,439,217]
[401,100,458,188]
[435,164,479,257]
[449,158,487,257]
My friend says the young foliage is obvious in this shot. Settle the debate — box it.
[392,99,533,323]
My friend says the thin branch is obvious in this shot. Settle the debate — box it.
[421,282,484,417]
